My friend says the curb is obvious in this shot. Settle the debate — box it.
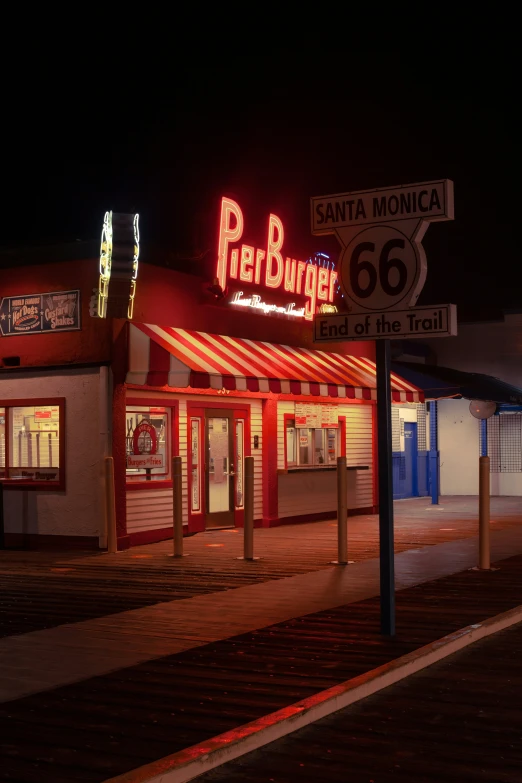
[103,604,522,783]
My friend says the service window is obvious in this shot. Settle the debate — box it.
[0,399,64,488]
[126,406,170,482]
[285,418,340,468]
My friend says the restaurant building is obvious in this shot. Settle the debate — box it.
[0,199,423,549]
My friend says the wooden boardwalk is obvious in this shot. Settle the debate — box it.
[1,552,522,782]
[1,496,521,638]
[198,623,522,783]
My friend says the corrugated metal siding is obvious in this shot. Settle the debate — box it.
[250,399,263,520]
[178,398,188,522]
[126,489,173,533]
[341,402,373,509]
[277,401,374,517]
[277,400,295,470]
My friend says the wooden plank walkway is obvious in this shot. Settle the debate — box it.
[1,496,520,638]
[197,623,522,783]
[1,552,522,783]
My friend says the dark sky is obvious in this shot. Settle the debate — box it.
[2,33,518,317]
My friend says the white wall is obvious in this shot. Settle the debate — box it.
[438,397,480,495]
[2,367,103,538]
[277,400,374,518]
[490,473,522,496]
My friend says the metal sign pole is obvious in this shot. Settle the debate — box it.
[310,179,456,638]
[376,339,395,636]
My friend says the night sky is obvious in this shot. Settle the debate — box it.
[3,35,517,318]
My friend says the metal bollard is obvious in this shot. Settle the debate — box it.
[331,456,349,565]
[172,456,184,557]
[238,456,259,560]
[479,455,490,569]
[244,456,254,560]
[104,457,118,554]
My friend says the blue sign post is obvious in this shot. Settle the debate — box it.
[0,290,81,336]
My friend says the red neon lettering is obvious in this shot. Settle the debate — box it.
[284,258,296,293]
[265,214,284,289]
[296,261,307,294]
[230,248,239,278]
[317,267,329,300]
[216,197,243,291]
[254,249,265,285]
[239,245,254,283]
[328,270,338,301]
[304,264,317,321]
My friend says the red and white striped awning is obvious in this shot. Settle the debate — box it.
[126,323,424,402]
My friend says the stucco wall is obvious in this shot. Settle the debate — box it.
[438,398,480,495]
[2,367,103,537]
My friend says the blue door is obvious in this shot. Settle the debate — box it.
[403,422,418,497]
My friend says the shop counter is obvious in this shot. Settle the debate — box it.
[277,465,371,520]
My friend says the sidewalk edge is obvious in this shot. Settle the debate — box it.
[103,604,522,783]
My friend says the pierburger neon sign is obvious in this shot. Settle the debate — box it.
[216,197,338,321]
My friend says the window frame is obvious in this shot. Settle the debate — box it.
[125,397,179,490]
[284,412,346,469]
[0,397,65,491]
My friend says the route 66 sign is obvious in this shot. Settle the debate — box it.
[311,180,454,312]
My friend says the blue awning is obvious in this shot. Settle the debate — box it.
[391,361,522,405]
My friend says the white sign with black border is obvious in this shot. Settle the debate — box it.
[314,304,457,342]
[310,180,455,315]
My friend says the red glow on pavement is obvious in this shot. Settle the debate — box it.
[206,543,224,547]
[131,554,152,558]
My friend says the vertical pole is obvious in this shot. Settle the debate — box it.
[0,481,5,550]
[429,400,439,505]
[479,455,490,569]
[376,339,395,636]
[104,457,118,554]
[336,456,348,564]
[99,365,110,550]
[244,456,254,560]
[480,419,488,457]
[172,456,183,557]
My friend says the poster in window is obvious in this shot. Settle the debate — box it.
[295,403,338,428]
[191,418,200,512]
[235,420,244,509]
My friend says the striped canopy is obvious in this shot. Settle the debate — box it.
[126,323,424,402]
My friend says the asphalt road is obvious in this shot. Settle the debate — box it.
[197,622,522,783]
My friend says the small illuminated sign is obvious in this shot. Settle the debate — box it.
[230,291,305,318]
[0,290,80,336]
[216,197,337,321]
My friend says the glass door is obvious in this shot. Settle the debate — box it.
[205,411,235,528]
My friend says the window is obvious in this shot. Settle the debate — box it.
[126,406,170,482]
[190,416,201,511]
[0,399,64,489]
[285,418,340,468]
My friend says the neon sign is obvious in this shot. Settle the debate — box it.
[98,211,113,319]
[231,291,305,318]
[97,211,140,319]
[217,197,337,321]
